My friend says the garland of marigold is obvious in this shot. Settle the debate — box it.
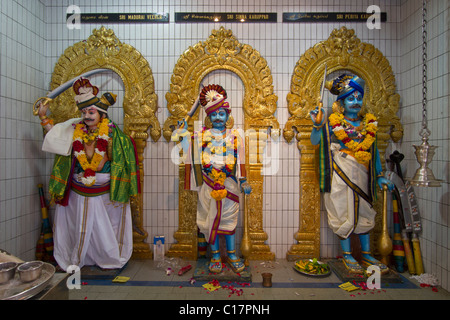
[72,118,110,186]
[201,129,240,201]
[329,112,377,164]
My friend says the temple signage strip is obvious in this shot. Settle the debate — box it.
[175,12,277,23]
[66,12,385,24]
[283,12,387,22]
[67,13,169,23]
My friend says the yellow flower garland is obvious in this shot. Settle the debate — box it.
[73,118,110,186]
[201,129,240,201]
[329,112,377,164]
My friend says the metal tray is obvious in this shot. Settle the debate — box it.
[0,262,56,300]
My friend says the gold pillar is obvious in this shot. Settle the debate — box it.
[246,129,275,260]
[286,122,321,260]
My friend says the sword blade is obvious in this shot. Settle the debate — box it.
[320,64,327,103]
[47,68,110,99]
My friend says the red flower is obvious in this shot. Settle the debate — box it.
[84,168,95,177]
[73,140,84,152]
[96,138,108,151]
[342,137,352,144]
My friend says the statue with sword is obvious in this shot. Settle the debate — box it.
[174,84,252,273]
[310,66,395,274]
[33,70,140,272]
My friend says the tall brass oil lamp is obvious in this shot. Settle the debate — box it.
[408,0,442,187]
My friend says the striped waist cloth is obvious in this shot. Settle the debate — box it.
[71,178,110,197]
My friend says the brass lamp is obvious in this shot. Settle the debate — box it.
[408,0,442,187]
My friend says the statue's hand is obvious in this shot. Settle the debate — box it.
[377,177,394,191]
[310,106,325,126]
[172,119,189,142]
[177,119,188,129]
[240,180,252,195]
[37,98,51,119]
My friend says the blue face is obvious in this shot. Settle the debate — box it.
[342,91,363,118]
[209,108,229,130]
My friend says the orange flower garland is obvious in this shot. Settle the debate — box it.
[73,118,110,186]
[329,112,377,164]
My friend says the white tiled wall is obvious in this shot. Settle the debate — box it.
[0,0,448,291]
[397,0,450,291]
[0,0,48,260]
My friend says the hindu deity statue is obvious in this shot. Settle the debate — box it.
[36,78,139,271]
[181,84,251,273]
[310,74,394,274]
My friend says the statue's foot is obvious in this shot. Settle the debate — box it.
[209,250,222,273]
[342,253,364,274]
[226,250,245,273]
[209,257,223,273]
[361,252,389,274]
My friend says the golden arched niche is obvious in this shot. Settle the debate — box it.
[164,27,279,260]
[45,27,161,259]
[283,27,403,260]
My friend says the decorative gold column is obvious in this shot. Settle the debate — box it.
[246,129,275,260]
[285,122,321,260]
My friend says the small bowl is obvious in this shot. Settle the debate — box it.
[17,261,44,283]
[0,262,18,284]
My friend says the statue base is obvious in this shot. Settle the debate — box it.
[80,262,128,280]
[327,258,403,284]
[193,258,252,282]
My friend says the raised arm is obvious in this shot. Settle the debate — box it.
[310,106,326,145]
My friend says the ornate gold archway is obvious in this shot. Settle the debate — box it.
[45,27,161,259]
[283,27,403,260]
[164,27,279,260]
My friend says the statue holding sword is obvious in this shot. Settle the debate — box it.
[310,67,394,274]
[175,84,252,273]
[34,71,140,271]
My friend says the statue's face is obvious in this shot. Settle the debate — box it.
[81,106,103,128]
[209,108,229,130]
[342,90,363,116]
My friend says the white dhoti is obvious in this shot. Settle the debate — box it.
[197,174,240,244]
[324,144,377,239]
[53,173,133,271]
